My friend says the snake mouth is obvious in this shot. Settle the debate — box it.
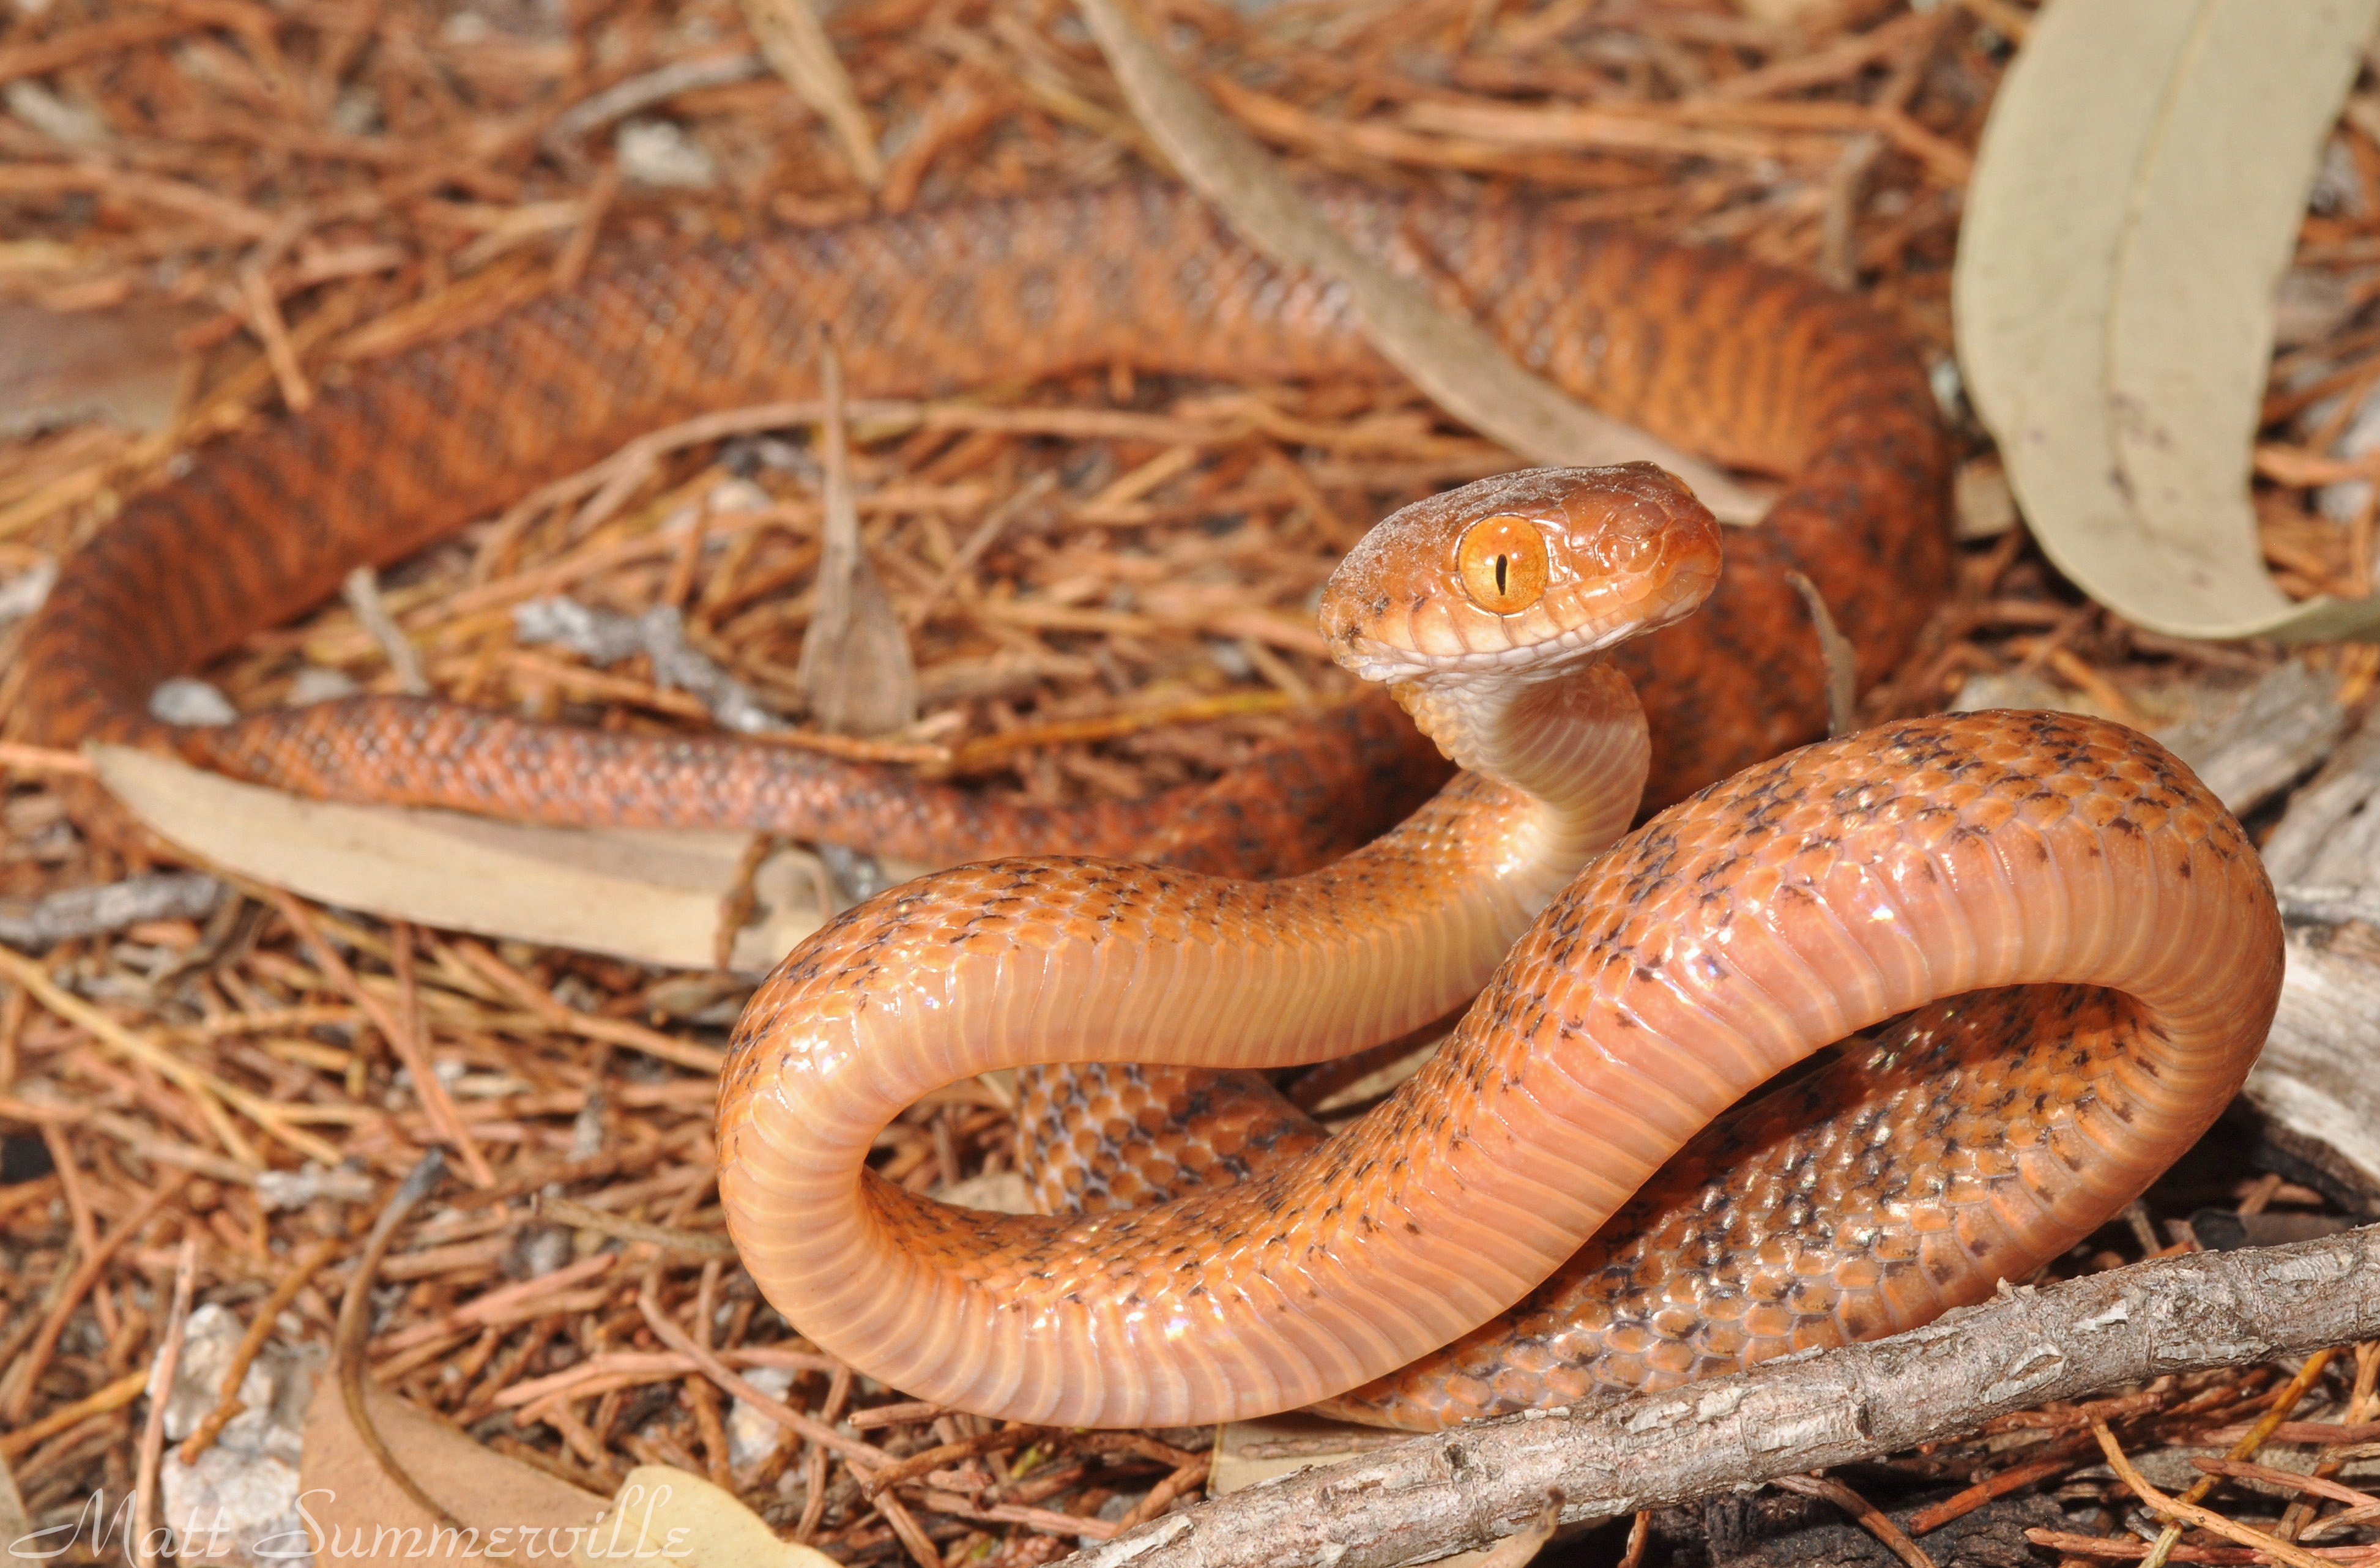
[1336,614,1642,687]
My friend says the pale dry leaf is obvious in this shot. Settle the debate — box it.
[572,1465,844,1568]
[299,1374,605,1566]
[737,0,883,187]
[1072,0,1771,526]
[90,745,931,973]
[0,299,203,437]
[795,342,918,736]
[1954,0,2380,640]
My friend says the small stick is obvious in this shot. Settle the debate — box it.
[873,1488,944,1568]
[2190,1458,2378,1510]
[390,920,426,1094]
[1115,1455,1212,1533]
[135,1236,198,1568]
[179,1236,343,1465]
[864,1426,1051,1495]
[1618,1509,1651,1568]
[2092,1421,2333,1568]
[536,1194,736,1254]
[2283,1342,2380,1541]
[40,1122,115,1341]
[544,55,768,153]
[0,983,24,1094]
[368,1253,620,1358]
[2299,1501,2380,1541]
[0,741,95,775]
[0,1367,150,1463]
[1,1169,190,1427]
[2023,1528,2371,1562]
[2138,1350,2338,1568]
[341,565,430,695]
[0,943,319,1165]
[689,1259,735,1490]
[797,1365,852,1542]
[444,937,727,1074]
[634,1279,888,1471]
[713,833,781,972]
[906,471,1058,628]
[1908,1433,2091,1534]
[238,262,313,413]
[1770,1473,1939,1568]
[1785,570,1859,736]
[338,1151,461,1529]
[552,161,621,292]
[264,889,492,1186]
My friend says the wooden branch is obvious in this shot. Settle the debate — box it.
[2228,706,2380,1214]
[1063,1226,2380,1568]
[2244,929,2380,1214]
[2156,660,2345,820]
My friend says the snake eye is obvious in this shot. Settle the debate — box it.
[1456,515,1549,615]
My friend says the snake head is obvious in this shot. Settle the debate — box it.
[1319,463,1723,687]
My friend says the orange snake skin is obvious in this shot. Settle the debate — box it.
[13,182,2281,1430]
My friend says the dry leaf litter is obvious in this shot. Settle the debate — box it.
[0,1,2376,1566]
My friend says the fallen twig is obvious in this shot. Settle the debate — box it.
[179,1236,343,1466]
[0,1369,147,1464]
[2092,1421,2332,1568]
[0,942,335,1165]
[337,1151,459,1529]
[341,564,430,696]
[536,1194,735,1255]
[2132,1347,2338,1568]
[1768,1473,1938,1568]
[1062,1227,2380,1568]
[796,335,917,737]
[0,871,223,948]
[133,1236,196,1568]
[261,888,493,1187]
[737,0,882,187]
[1785,569,1858,737]
[2023,1530,2380,1564]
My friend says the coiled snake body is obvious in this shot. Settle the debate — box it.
[15,183,2281,1430]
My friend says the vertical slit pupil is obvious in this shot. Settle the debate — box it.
[1495,554,1509,595]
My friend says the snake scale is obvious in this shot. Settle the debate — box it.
[15,180,2281,1430]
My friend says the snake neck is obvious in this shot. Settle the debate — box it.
[1390,656,1650,868]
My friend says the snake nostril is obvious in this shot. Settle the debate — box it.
[1599,526,1663,574]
